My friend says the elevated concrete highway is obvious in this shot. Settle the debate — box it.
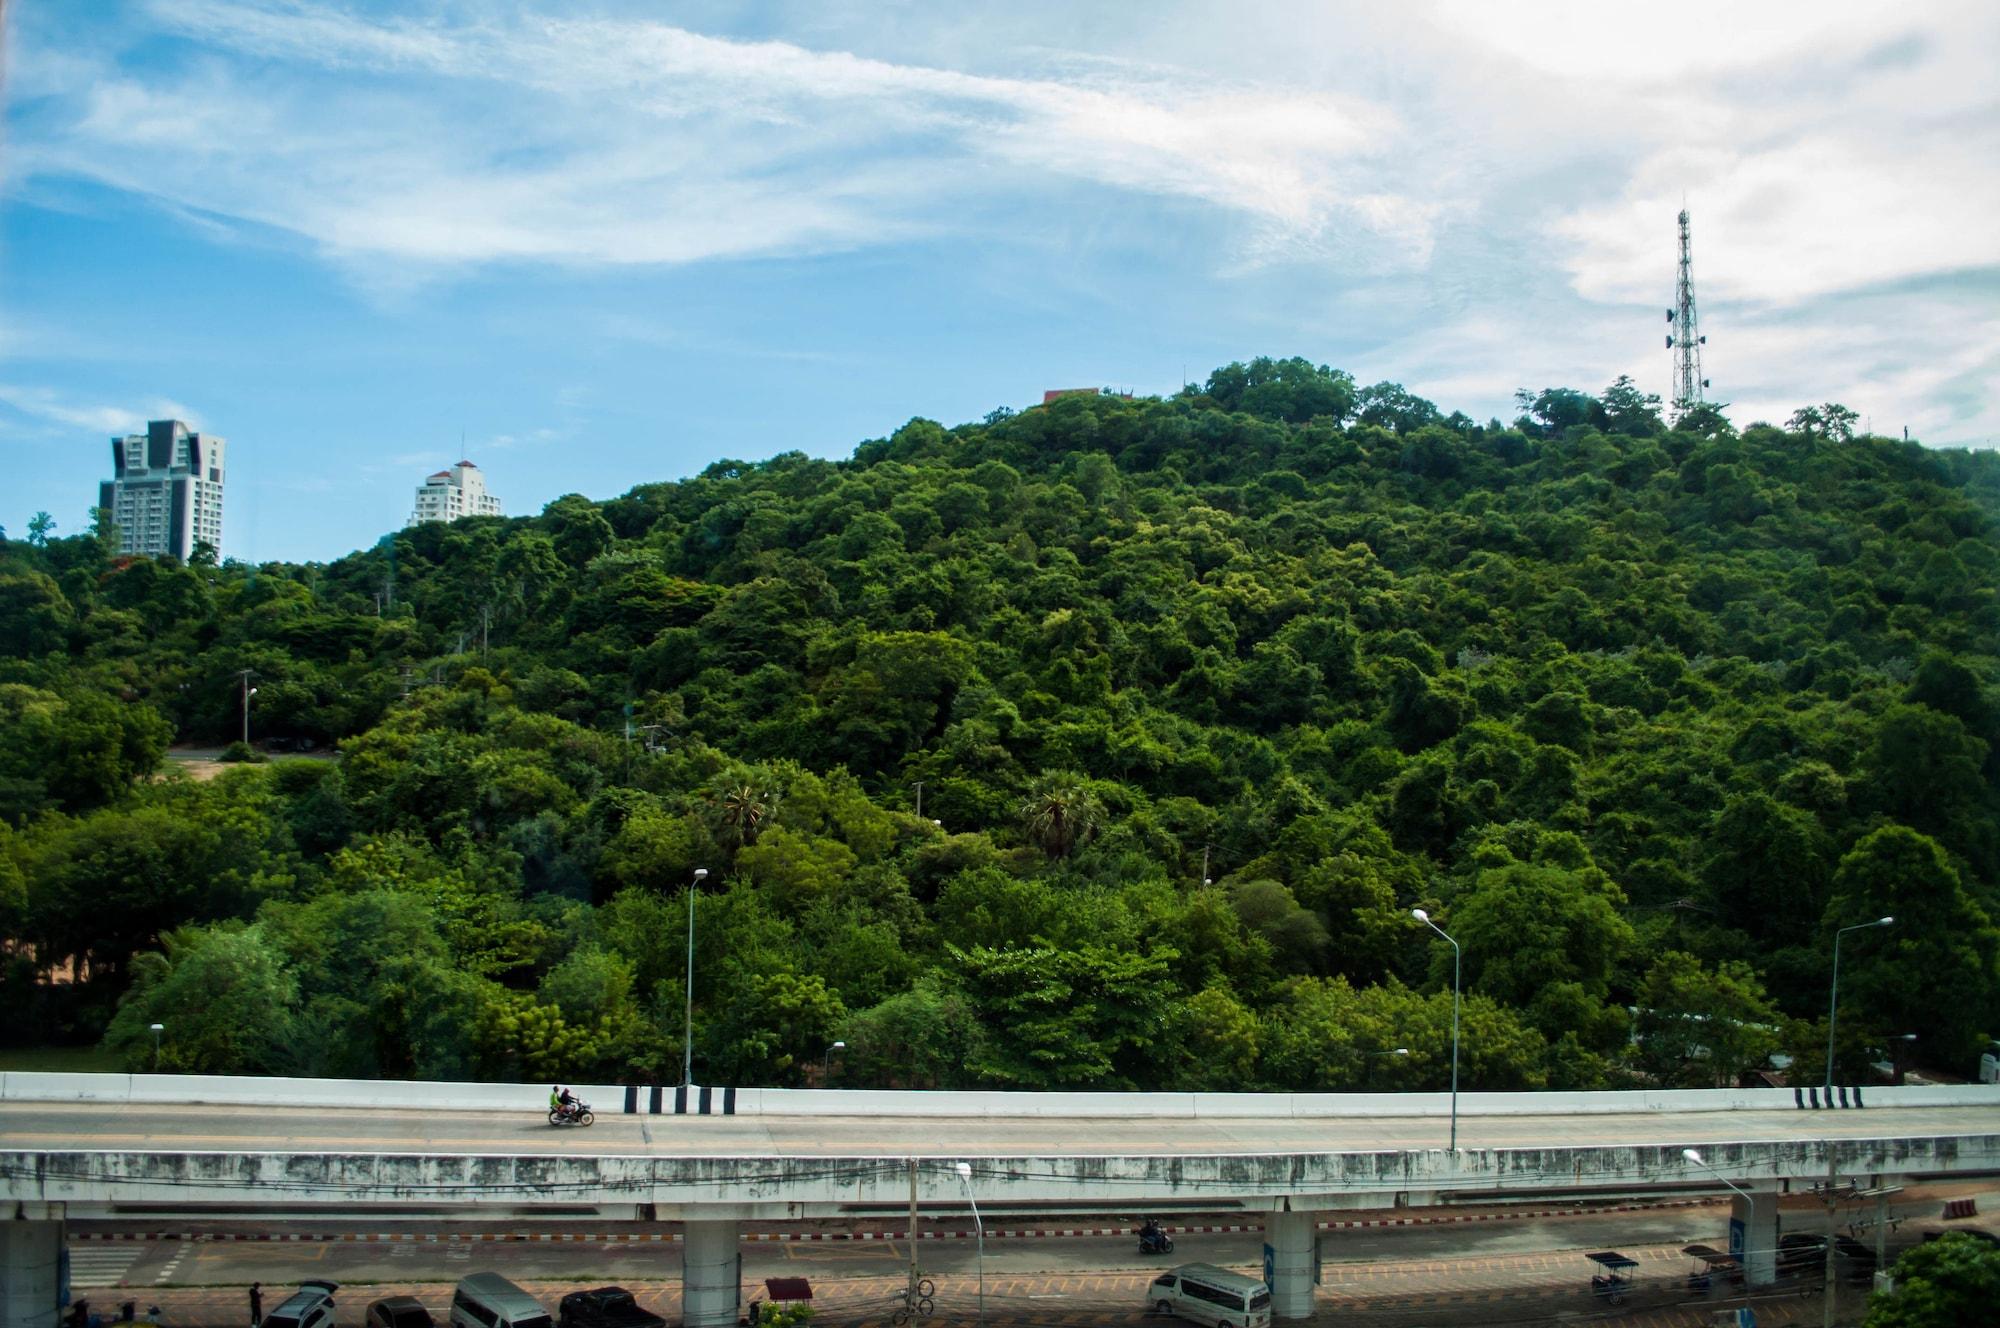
[3,1075,1997,1327]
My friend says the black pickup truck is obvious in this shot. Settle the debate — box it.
[556,1289,664,1328]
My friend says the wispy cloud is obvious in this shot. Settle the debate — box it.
[6,0,1427,276]
[0,384,200,434]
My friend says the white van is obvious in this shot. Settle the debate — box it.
[451,1274,553,1328]
[1145,1263,1272,1328]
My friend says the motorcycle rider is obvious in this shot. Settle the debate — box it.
[1140,1218,1167,1250]
[556,1085,580,1120]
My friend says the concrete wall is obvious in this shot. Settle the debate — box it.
[5,1071,1995,1117]
[7,1133,1998,1214]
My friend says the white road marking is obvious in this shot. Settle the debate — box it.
[68,1245,145,1287]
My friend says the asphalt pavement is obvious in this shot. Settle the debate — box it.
[62,1184,2000,1328]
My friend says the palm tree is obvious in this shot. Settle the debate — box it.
[716,783,775,847]
[1018,771,1104,859]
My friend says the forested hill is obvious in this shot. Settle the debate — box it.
[3,359,1998,1092]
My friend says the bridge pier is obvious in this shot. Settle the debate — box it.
[681,1218,739,1328]
[1264,1210,1317,1320]
[0,1208,64,1328]
[1733,1186,1781,1286]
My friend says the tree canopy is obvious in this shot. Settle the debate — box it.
[2,362,1995,1092]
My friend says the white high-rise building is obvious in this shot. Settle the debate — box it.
[100,420,226,562]
[409,460,502,526]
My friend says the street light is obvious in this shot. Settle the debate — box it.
[954,1162,984,1325]
[1827,916,1893,1092]
[824,1040,846,1080]
[1682,1149,1756,1261]
[683,867,709,1087]
[1412,908,1460,1150]
[149,1022,164,1071]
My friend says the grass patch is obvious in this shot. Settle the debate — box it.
[0,1045,124,1073]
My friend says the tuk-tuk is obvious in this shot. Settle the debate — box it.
[1587,1251,1638,1304]
[1681,1243,1742,1292]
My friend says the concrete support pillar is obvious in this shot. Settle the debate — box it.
[0,1218,65,1328]
[1732,1188,1781,1287]
[1263,1210,1317,1320]
[681,1218,739,1328]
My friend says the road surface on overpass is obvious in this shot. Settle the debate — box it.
[4,1100,1992,1156]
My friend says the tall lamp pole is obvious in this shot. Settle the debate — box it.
[1682,1149,1755,1262]
[237,670,257,747]
[1826,916,1893,1092]
[954,1163,985,1326]
[823,1040,846,1081]
[1412,908,1460,1150]
[683,867,709,1087]
[149,1022,164,1071]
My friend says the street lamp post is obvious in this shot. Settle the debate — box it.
[683,867,709,1088]
[1826,916,1893,1092]
[954,1163,984,1326]
[1682,1149,1757,1264]
[824,1040,846,1081]
[1412,909,1460,1150]
[237,670,258,748]
[149,1022,164,1071]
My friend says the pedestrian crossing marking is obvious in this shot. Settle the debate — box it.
[68,1244,145,1288]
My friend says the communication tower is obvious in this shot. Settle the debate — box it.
[1665,208,1710,420]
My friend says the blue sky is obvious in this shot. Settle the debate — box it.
[4,0,1996,563]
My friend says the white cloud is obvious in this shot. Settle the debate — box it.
[0,385,201,434]
[1423,0,1929,84]
[0,0,1432,274]
[8,0,1997,451]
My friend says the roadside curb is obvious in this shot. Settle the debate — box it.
[70,1196,1711,1244]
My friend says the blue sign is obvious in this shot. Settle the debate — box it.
[1729,1216,1746,1259]
[1262,1242,1275,1289]
[1735,1308,1756,1328]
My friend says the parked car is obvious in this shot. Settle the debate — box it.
[368,1298,436,1328]
[263,1282,340,1328]
[1776,1233,1877,1282]
[557,1288,665,1328]
[451,1274,551,1328]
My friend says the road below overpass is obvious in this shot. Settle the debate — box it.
[67,1185,2000,1328]
[4,1100,1990,1156]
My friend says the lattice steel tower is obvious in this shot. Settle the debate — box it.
[1665,208,1709,420]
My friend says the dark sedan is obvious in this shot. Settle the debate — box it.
[1776,1233,1878,1282]
[557,1288,665,1328]
[366,1298,434,1328]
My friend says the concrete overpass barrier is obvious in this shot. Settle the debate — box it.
[4,1071,1997,1116]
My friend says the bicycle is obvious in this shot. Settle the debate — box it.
[888,1280,937,1325]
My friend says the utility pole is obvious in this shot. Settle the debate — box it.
[1822,1147,1841,1328]
[1665,208,1712,422]
[237,669,256,746]
[913,781,924,821]
[908,1159,923,1311]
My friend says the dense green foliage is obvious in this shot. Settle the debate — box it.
[1866,1233,2000,1327]
[3,361,1997,1091]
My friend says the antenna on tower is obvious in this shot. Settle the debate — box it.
[1665,208,1711,422]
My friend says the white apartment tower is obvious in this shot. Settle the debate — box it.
[409,459,502,526]
[101,420,226,562]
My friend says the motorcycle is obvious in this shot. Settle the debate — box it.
[1138,1225,1174,1255]
[548,1099,596,1127]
